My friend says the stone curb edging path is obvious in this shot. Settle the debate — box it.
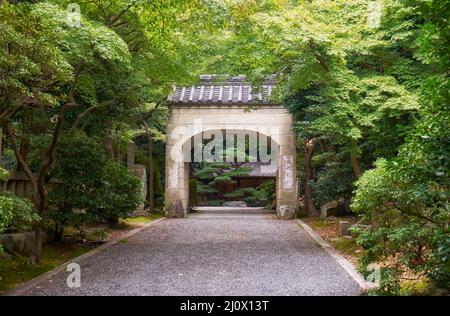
[297,219,378,293]
[4,217,166,296]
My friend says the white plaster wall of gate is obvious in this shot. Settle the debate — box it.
[165,77,298,219]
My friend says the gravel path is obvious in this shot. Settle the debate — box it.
[20,208,361,296]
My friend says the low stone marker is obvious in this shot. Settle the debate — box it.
[131,164,147,209]
[338,221,351,237]
[320,200,338,219]
[278,204,296,219]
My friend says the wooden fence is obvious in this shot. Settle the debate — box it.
[0,170,34,200]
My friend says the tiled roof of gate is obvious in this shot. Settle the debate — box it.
[169,75,277,105]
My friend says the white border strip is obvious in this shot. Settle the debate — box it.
[297,219,377,293]
[5,217,166,296]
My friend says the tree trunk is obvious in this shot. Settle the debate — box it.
[17,137,29,171]
[103,120,114,158]
[103,136,114,157]
[318,139,326,153]
[304,139,318,217]
[142,121,154,212]
[6,101,73,264]
[54,222,64,242]
[33,222,43,264]
[6,123,44,263]
[107,216,119,226]
[350,151,362,178]
[148,136,154,212]
[33,178,48,264]
[371,209,379,230]
[0,128,2,160]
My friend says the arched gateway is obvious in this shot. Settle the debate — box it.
[165,76,298,219]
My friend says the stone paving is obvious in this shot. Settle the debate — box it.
[20,208,361,296]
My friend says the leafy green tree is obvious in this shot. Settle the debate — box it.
[94,160,142,225]
[195,161,252,204]
[352,0,449,292]
[195,0,421,215]
[225,180,276,207]
[0,0,211,262]
[48,133,108,240]
[0,167,38,254]
[0,193,36,234]
[49,133,141,240]
[311,161,355,209]
[0,1,131,262]
[194,145,255,204]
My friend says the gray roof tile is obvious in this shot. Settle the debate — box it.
[169,75,276,105]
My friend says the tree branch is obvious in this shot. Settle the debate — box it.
[0,103,22,122]
[69,62,83,104]
[393,202,436,224]
[5,123,38,190]
[108,0,139,27]
[37,103,77,183]
[69,105,99,132]
[70,97,122,132]
[308,39,329,72]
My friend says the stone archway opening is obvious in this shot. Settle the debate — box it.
[165,76,298,219]
[184,129,279,210]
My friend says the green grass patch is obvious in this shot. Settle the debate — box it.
[120,213,163,225]
[399,278,447,296]
[310,219,335,229]
[0,243,95,294]
[329,237,364,258]
[207,200,224,207]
